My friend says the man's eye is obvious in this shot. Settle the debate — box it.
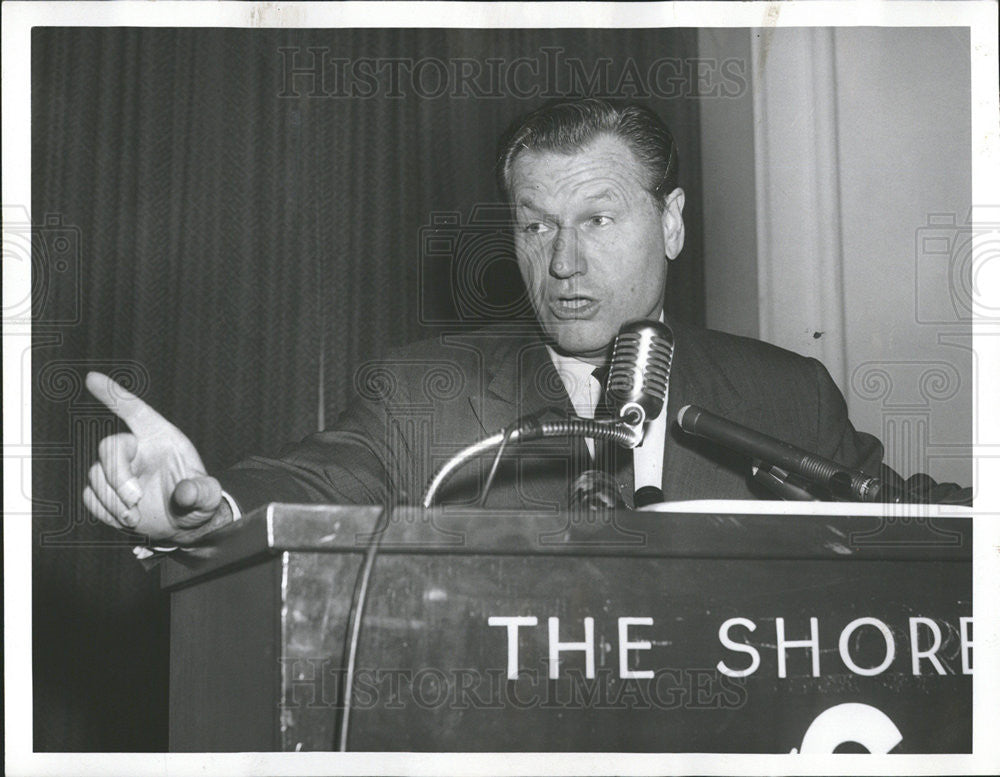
[589,215,613,227]
[522,222,550,234]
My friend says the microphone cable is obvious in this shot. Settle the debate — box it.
[478,425,515,507]
[334,504,391,751]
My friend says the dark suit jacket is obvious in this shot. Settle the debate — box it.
[219,318,884,514]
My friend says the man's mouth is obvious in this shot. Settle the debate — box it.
[550,295,598,317]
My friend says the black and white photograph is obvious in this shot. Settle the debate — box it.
[4,1,999,774]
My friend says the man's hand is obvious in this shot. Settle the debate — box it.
[83,372,231,543]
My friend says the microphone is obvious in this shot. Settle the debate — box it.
[677,404,896,502]
[606,319,674,432]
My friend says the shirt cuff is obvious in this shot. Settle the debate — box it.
[220,489,243,522]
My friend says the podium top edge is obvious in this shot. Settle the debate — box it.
[258,499,974,519]
[636,498,974,517]
[160,502,973,590]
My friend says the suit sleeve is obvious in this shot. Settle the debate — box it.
[216,378,421,515]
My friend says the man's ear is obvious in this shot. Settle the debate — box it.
[661,187,686,260]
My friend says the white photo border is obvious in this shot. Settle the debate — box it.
[4,2,998,775]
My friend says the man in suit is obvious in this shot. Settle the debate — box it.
[81,99,888,544]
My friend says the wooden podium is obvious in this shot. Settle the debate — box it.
[162,502,972,753]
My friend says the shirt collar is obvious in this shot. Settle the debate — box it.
[545,345,599,417]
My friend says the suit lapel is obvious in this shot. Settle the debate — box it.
[468,332,575,433]
[661,318,750,497]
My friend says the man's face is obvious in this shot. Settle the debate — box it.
[509,134,685,365]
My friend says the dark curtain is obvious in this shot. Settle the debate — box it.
[31,27,704,751]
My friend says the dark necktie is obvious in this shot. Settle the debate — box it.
[591,365,635,508]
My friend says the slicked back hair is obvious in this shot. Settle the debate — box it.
[496,99,679,211]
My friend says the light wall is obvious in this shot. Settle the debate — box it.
[698,27,973,485]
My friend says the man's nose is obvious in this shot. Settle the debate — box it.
[548,227,586,278]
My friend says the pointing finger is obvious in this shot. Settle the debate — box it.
[88,462,133,525]
[96,433,142,508]
[85,372,168,437]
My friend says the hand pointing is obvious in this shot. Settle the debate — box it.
[83,372,231,543]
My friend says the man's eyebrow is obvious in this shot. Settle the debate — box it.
[516,197,541,211]
[584,187,618,202]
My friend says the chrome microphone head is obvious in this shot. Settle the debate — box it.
[607,319,674,426]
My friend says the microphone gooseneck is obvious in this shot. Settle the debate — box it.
[422,417,641,507]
